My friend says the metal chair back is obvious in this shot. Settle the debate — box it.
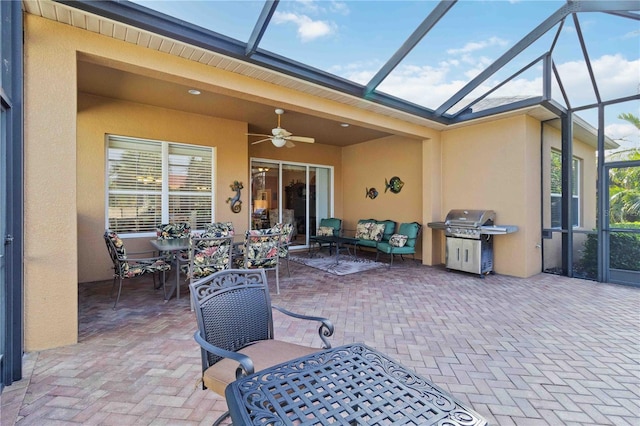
[190,269,273,368]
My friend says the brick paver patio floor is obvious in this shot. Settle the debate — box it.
[2,253,639,425]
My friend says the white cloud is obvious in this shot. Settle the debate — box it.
[273,11,336,42]
[446,37,509,55]
[333,51,637,116]
[605,122,640,151]
[329,1,350,15]
[555,54,640,104]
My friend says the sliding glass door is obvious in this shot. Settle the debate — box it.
[250,159,333,248]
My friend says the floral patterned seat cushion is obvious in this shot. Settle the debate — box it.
[183,237,232,279]
[205,222,235,237]
[317,226,334,236]
[156,222,191,239]
[125,258,171,277]
[355,222,385,241]
[271,223,293,258]
[234,229,279,269]
[105,231,170,277]
[389,234,408,247]
[355,222,374,239]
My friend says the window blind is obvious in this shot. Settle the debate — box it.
[107,136,213,235]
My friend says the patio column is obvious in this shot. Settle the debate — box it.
[23,15,79,350]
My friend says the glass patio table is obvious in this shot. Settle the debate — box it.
[225,343,488,425]
[149,237,190,301]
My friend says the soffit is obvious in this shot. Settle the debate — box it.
[23,0,452,147]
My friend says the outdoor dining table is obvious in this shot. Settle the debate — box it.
[149,237,190,301]
[225,343,488,425]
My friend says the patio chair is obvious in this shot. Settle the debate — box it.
[180,233,234,310]
[103,230,171,309]
[155,222,191,260]
[190,269,334,426]
[233,229,283,293]
[272,222,294,277]
[309,217,342,255]
[375,222,422,268]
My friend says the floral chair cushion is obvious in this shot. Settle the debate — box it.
[124,258,171,278]
[389,234,408,247]
[205,222,235,237]
[355,222,385,241]
[184,236,233,279]
[234,229,279,269]
[369,223,386,241]
[156,222,191,239]
[104,230,170,277]
[317,226,334,236]
[106,231,127,259]
[355,222,374,239]
[271,223,294,258]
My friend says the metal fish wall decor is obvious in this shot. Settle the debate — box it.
[385,176,404,194]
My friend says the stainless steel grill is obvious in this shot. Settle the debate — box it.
[428,209,518,277]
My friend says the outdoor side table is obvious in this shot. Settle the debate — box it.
[309,235,359,264]
[225,343,488,425]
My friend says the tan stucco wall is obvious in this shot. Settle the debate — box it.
[25,13,561,351]
[342,136,424,259]
[24,15,437,350]
[439,116,542,277]
[77,93,248,283]
[24,15,80,350]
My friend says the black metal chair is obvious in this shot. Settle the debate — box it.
[103,230,171,309]
[190,269,334,426]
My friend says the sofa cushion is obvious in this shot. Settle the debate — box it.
[389,234,408,247]
[317,226,334,236]
[355,222,374,239]
[203,340,320,396]
[369,223,385,241]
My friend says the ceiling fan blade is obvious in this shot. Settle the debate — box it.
[288,136,315,143]
[272,128,291,137]
[285,140,296,148]
[251,138,272,145]
[247,133,271,137]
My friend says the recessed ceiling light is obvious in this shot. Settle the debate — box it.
[188,89,201,95]
[340,123,349,127]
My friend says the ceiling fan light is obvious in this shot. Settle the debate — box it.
[272,137,287,148]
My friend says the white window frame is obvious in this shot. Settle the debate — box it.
[105,135,215,237]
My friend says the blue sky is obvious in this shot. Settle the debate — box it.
[133,0,639,151]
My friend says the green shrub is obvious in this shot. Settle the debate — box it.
[579,230,640,277]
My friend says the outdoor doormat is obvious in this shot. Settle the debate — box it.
[289,253,387,276]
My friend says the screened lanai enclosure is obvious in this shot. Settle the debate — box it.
[1,0,639,389]
[45,0,638,284]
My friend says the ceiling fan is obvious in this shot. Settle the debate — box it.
[248,108,315,148]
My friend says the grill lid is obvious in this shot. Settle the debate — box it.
[445,209,495,228]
